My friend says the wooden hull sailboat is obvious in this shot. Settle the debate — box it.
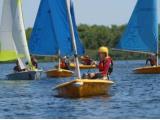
[54,69,114,97]
[53,0,113,98]
[29,0,114,97]
[69,63,96,69]
[7,70,43,80]
[46,69,73,77]
[54,79,114,98]
[28,0,82,78]
[47,56,74,78]
[134,66,160,74]
[115,0,159,74]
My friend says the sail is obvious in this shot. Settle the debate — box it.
[29,0,84,57]
[0,0,23,61]
[29,0,58,56]
[116,0,158,54]
[11,0,31,65]
[0,0,31,69]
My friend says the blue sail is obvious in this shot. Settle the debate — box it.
[116,0,158,53]
[29,0,58,56]
[29,0,84,56]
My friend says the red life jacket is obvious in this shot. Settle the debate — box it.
[60,60,66,69]
[98,56,112,76]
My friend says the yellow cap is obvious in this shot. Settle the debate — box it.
[98,46,109,55]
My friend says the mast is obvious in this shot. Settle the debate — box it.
[156,37,159,66]
[156,0,159,66]
[66,0,81,79]
[58,50,61,70]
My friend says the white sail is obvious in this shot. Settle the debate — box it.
[10,0,31,65]
[0,0,18,61]
[0,0,31,68]
[0,0,31,69]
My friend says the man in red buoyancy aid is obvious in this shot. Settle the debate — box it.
[82,46,113,80]
[98,55,113,77]
[60,56,70,70]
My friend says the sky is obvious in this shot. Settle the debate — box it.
[0,0,160,28]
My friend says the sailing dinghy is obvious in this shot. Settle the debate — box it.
[29,0,84,78]
[51,0,113,98]
[116,0,160,74]
[0,0,42,80]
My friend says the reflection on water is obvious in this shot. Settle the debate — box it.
[0,61,160,118]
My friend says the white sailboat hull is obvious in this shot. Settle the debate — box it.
[7,70,43,80]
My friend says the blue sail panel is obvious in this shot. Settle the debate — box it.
[29,0,84,57]
[29,0,58,56]
[47,0,84,56]
[117,0,158,53]
[70,1,85,55]
[46,0,72,56]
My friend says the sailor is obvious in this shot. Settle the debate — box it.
[31,56,38,69]
[81,55,93,65]
[13,60,24,72]
[25,56,38,70]
[146,54,157,66]
[82,46,113,80]
[60,56,70,70]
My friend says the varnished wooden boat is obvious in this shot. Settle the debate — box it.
[70,63,96,69]
[46,69,74,77]
[54,79,114,98]
[134,66,160,74]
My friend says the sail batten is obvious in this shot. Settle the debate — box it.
[116,0,158,54]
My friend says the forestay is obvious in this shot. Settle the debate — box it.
[116,0,158,54]
[29,0,84,57]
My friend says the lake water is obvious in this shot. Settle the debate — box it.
[0,60,160,119]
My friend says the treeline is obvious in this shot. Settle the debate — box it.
[78,24,125,49]
[26,24,160,61]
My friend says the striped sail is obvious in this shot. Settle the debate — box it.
[0,0,31,69]
[0,0,19,61]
